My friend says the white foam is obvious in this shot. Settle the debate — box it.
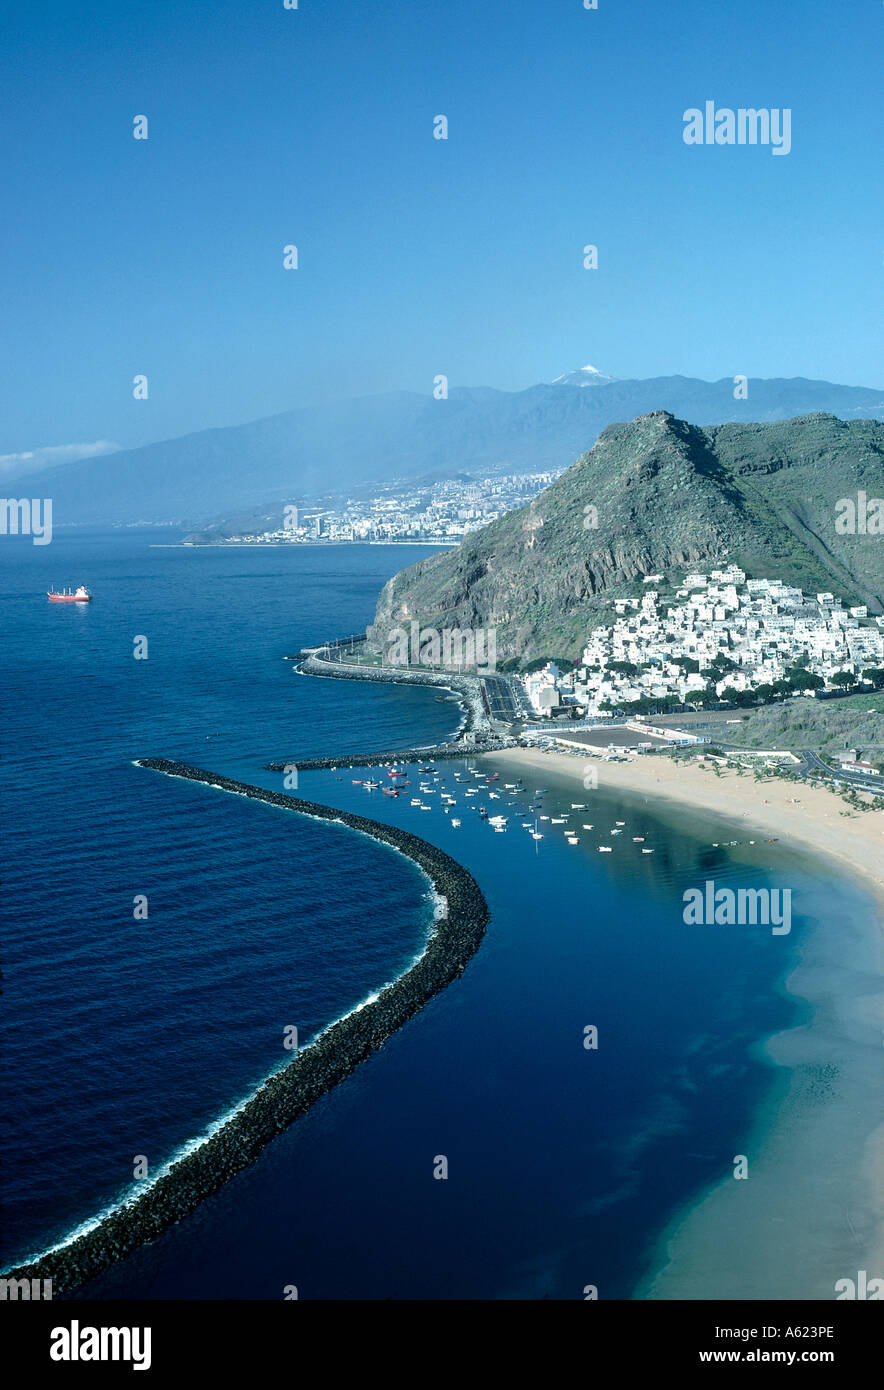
[9,765,446,1272]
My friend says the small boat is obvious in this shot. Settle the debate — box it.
[610,829,623,836]
[451,818,461,827]
[641,848,654,854]
[531,832,543,840]
[599,846,613,853]
[571,803,585,810]
[551,817,566,824]
[566,836,579,845]
[632,837,645,843]
[494,825,506,833]
[47,584,92,602]
[582,824,594,830]
[410,798,421,806]
[352,779,363,785]
[615,821,626,827]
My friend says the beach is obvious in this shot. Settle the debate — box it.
[492,744,884,1299]
[492,746,884,920]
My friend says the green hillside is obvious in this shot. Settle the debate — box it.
[367,412,884,665]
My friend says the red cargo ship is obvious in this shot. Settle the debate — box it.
[47,585,92,602]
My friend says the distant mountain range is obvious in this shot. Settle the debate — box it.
[367,411,884,664]
[15,372,884,528]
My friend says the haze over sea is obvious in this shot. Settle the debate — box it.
[2,533,880,1298]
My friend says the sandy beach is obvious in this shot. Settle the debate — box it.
[492,746,884,922]
[490,744,884,1299]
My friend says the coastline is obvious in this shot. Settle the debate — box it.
[490,747,884,922]
[491,744,884,1298]
[5,760,488,1296]
[293,649,494,741]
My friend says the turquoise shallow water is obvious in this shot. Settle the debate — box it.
[3,531,879,1297]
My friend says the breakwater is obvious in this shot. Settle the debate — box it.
[5,760,489,1296]
[295,651,492,737]
[266,744,503,772]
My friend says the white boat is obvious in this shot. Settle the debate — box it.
[571,803,585,809]
[411,798,421,806]
[615,821,626,826]
[642,848,654,854]
[551,817,566,824]
[632,836,645,842]
[451,818,461,827]
[610,829,623,836]
[582,824,594,830]
[531,832,543,840]
[599,846,613,853]
[566,836,579,845]
[539,815,550,821]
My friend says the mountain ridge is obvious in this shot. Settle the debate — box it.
[14,375,884,528]
[366,411,884,664]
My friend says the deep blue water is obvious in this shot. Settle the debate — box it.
[1,533,455,1264]
[2,531,875,1296]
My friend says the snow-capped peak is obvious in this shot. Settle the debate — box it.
[550,364,617,387]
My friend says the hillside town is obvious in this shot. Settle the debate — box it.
[523,566,884,718]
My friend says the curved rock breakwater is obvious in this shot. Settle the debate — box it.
[296,651,492,736]
[6,759,489,1296]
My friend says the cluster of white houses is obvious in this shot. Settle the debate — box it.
[523,566,884,717]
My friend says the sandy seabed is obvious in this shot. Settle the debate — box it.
[492,747,884,1301]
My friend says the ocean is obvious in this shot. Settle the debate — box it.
[2,531,879,1298]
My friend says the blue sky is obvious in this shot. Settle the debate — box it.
[1,0,882,461]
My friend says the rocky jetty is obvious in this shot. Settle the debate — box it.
[265,744,502,772]
[5,760,489,1296]
[296,649,492,736]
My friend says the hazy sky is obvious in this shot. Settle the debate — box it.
[2,0,881,459]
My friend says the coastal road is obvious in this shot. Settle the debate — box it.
[800,749,884,795]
